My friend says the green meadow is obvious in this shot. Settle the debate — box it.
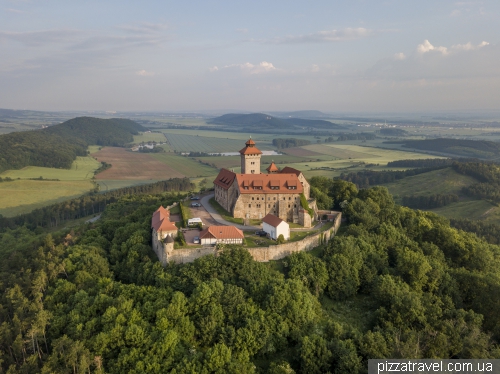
[0,179,95,217]
[131,132,167,144]
[0,155,101,181]
[382,167,477,197]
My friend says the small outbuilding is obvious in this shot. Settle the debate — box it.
[199,225,244,245]
[262,214,290,240]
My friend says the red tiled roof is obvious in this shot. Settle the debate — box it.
[262,214,286,227]
[152,206,169,228]
[213,168,237,190]
[235,173,303,194]
[152,205,177,232]
[239,145,263,155]
[266,162,279,172]
[245,138,256,146]
[200,225,244,240]
[279,166,301,176]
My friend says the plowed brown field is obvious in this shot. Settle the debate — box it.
[282,147,323,157]
[92,147,185,180]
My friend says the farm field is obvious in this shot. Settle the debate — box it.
[96,179,161,192]
[302,144,373,159]
[92,147,186,180]
[0,179,95,217]
[163,133,275,152]
[191,154,335,171]
[0,155,100,181]
[282,147,324,157]
[131,132,167,144]
[430,199,500,223]
[274,144,445,179]
[382,168,477,197]
[160,128,275,141]
[150,153,218,177]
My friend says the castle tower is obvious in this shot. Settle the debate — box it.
[266,161,279,174]
[239,138,262,174]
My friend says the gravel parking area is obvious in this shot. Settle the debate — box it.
[182,228,204,246]
[188,203,218,227]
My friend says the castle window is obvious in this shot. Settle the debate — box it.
[288,204,291,208]
[248,204,251,208]
[289,197,291,200]
[294,204,297,208]
[274,197,276,200]
[252,197,254,200]
[268,204,270,208]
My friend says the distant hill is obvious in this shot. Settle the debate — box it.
[208,113,343,131]
[0,117,145,173]
[270,110,328,119]
[45,117,144,146]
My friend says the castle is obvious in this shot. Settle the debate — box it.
[214,138,316,227]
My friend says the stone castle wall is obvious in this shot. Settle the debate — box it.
[233,193,301,220]
[162,212,341,264]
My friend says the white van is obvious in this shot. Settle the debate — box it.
[187,218,204,226]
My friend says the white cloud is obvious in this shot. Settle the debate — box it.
[311,64,320,72]
[136,69,155,77]
[236,28,248,34]
[265,27,371,44]
[223,61,277,74]
[450,9,461,17]
[452,41,489,51]
[394,52,406,60]
[416,39,490,56]
[209,66,218,72]
[417,40,449,55]
[0,29,82,46]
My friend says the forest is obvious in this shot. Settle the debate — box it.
[1,178,499,372]
[0,117,145,173]
[272,138,311,149]
[338,167,446,189]
[401,194,459,209]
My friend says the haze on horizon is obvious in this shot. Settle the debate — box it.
[1,0,499,113]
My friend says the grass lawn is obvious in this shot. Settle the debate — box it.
[243,232,275,247]
[209,197,244,225]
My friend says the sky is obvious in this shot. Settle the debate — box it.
[0,0,499,113]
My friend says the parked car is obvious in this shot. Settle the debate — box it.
[190,203,201,207]
[255,230,268,237]
[193,236,200,244]
[190,196,200,200]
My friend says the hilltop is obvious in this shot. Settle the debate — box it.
[0,117,145,172]
[208,112,344,131]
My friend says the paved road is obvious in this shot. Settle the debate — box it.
[200,194,260,230]
[200,193,326,232]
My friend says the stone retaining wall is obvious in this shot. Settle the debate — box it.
[164,212,342,264]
